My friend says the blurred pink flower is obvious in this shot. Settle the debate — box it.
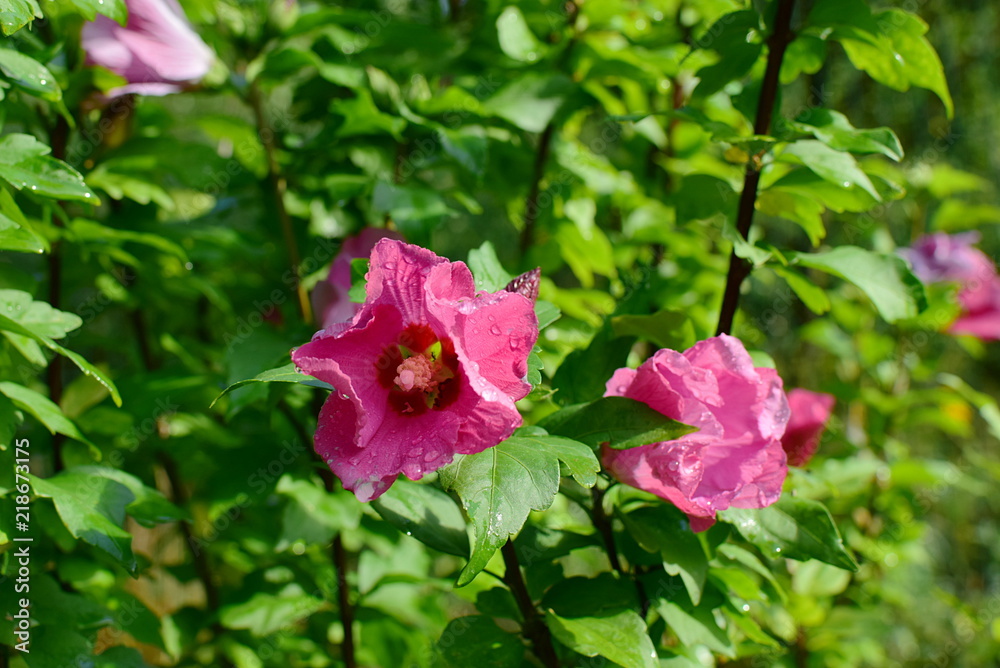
[292,239,538,501]
[951,276,1000,340]
[781,389,835,467]
[311,229,405,331]
[902,232,1000,340]
[601,335,790,532]
[82,0,214,97]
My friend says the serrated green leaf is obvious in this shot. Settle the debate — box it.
[0,312,121,406]
[720,496,858,571]
[439,426,599,585]
[0,0,42,35]
[0,289,82,338]
[791,246,926,322]
[540,396,697,451]
[546,609,659,668]
[30,472,137,573]
[371,479,468,557]
[0,144,98,203]
[211,362,333,408]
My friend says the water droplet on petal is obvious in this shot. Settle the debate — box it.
[667,461,679,471]
[616,385,627,393]
[508,339,519,351]
[487,314,495,322]
[489,324,501,335]
[340,393,350,400]
[384,261,396,270]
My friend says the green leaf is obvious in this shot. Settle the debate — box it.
[656,600,735,657]
[483,73,574,133]
[546,610,659,668]
[789,108,903,161]
[534,300,560,330]
[772,266,831,315]
[219,593,325,636]
[496,6,546,63]
[720,496,858,571]
[791,246,926,322]
[67,219,188,260]
[0,289,82,338]
[539,396,697,450]
[0,211,45,253]
[0,49,60,101]
[779,140,881,200]
[0,312,122,406]
[0,381,93,446]
[348,256,369,303]
[275,475,360,550]
[756,188,826,246]
[780,34,827,84]
[622,505,708,605]
[436,616,524,668]
[875,10,953,118]
[611,310,694,350]
[439,426,599,585]
[467,241,513,292]
[66,0,127,23]
[371,479,469,557]
[211,362,333,408]
[0,0,42,35]
[30,472,137,573]
[0,137,98,203]
[73,465,187,528]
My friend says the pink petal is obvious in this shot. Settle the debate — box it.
[781,389,835,467]
[448,291,537,400]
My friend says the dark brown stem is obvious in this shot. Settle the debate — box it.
[47,115,70,471]
[248,82,313,325]
[591,486,650,617]
[160,454,221,612]
[518,123,557,255]
[333,534,357,668]
[715,0,796,336]
[501,540,560,667]
[518,5,580,256]
[315,455,357,668]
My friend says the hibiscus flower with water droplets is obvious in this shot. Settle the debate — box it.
[292,239,539,501]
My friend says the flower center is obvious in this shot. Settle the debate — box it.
[394,354,441,393]
[377,323,461,416]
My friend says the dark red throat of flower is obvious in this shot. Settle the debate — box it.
[376,323,460,416]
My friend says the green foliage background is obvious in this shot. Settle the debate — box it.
[0,0,999,666]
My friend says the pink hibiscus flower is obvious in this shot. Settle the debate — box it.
[292,239,539,501]
[82,0,214,97]
[781,389,835,467]
[901,232,1000,341]
[601,335,790,532]
[311,229,405,332]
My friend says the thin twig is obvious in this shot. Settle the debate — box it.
[501,540,560,667]
[591,486,651,617]
[715,0,797,336]
[248,82,313,325]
